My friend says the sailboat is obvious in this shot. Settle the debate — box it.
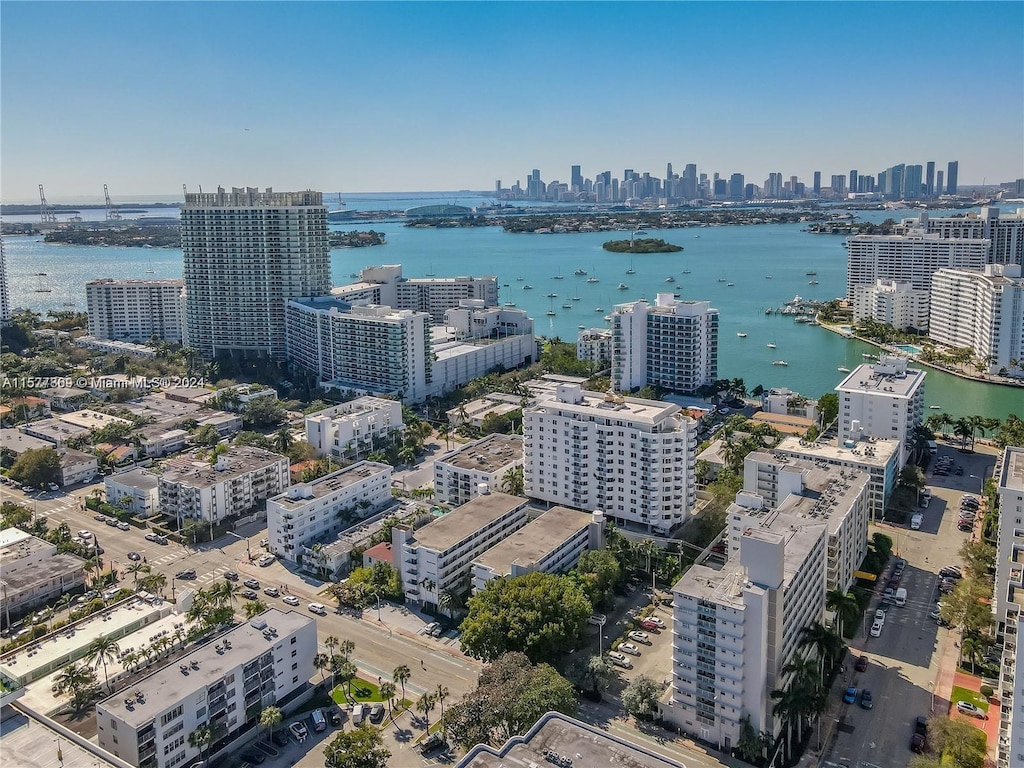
[553,267,564,280]
[587,265,599,284]
[626,256,636,275]
[546,298,556,316]
[767,332,778,350]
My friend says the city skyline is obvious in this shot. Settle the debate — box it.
[2,2,1022,201]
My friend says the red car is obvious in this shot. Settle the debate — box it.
[640,619,660,631]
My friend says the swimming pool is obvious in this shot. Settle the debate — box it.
[896,344,923,355]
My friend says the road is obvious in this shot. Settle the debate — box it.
[825,443,997,768]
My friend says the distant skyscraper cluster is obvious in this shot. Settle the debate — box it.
[496,159,962,204]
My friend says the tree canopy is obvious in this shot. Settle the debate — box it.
[323,726,390,768]
[622,675,662,719]
[573,549,621,611]
[241,397,286,428]
[9,448,61,487]
[442,652,577,749]
[459,572,591,664]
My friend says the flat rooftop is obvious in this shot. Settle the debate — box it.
[0,532,53,568]
[56,410,133,431]
[439,434,522,473]
[121,395,206,423]
[0,708,121,768]
[1001,447,1024,494]
[270,462,391,507]
[456,711,687,768]
[675,563,750,609]
[160,447,287,488]
[537,387,683,426]
[836,359,925,398]
[97,609,313,726]
[473,506,592,576]
[776,435,900,468]
[411,492,527,553]
[0,428,53,454]
[106,468,160,491]
[21,419,89,443]
[307,397,399,421]
[0,553,84,593]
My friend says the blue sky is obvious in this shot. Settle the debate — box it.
[2,1,1022,201]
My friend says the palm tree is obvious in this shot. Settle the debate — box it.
[437,423,453,451]
[415,693,436,728]
[274,427,293,454]
[140,572,167,596]
[393,664,411,704]
[434,683,449,721]
[126,561,150,585]
[825,589,860,640]
[325,635,340,657]
[953,417,974,452]
[85,635,121,692]
[244,600,268,618]
[53,663,96,699]
[188,723,214,765]
[380,681,397,721]
[801,621,844,680]
[437,588,464,619]
[259,705,283,741]
[500,465,525,496]
[960,636,982,674]
[314,653,330,684]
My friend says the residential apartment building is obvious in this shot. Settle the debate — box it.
[760,388,819,425]
[105,469,161,517]
[897,207,1024,267]
[995,446,1024,768]
[86,279,185,343]
[0,528,86,624]
[736,454,871,591]
[181,187,330,360]
[845,230,989,299]
[929,264,1024,377]
[660,520,827,751]
[772,435,900,521]
[835,357,925,467]
[332,264,498,324]
[428,326,536,399]
[523,383,697,535]
[304,397,404,459]
[158,447,290,527]
[95,609,316,768]
[610,294,719,394]
[266,461,392,567]
[852,279,930,332]
[470,506,602,593]
[433,434,523,507]
[394,491,529,610]
[285,297,432,402]
[576,328,612,367]
[60,449,99,486]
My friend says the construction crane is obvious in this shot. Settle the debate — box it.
[38,184,57,224]
[104,184,122,221]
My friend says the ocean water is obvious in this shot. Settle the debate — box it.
[3,206,1019,421]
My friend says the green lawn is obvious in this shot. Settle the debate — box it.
[331,678,411,710]
[951,683,989,713]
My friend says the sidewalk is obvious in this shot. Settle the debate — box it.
[949,669,1001,763]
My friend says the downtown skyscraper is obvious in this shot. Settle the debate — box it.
[181,186,330,360]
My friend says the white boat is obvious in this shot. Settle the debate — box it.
[571,296,581,301]
[767,342,777,349]
[546,310,556,316]
[727,282,735,287]
[681,269,691,274]
[929,405,942,409]
[578,324,586,329]
[665,276,675,283]
[594,307,604,312]
[772,360,789,366]
[546,293,558,298]
[523,284,533,290]
[587,277,599,283]
[617,283,629,290]
[808,280,819,285]
[862,353,877,360]
[503,302,517,307]
[837,366,851,373]
[517,277,524,281]
[766,275,773,279]
[562,303,572,309]
[574,269,587,276]
[553,270,564,279]
[718,277,727,283]
[737,333,748,338]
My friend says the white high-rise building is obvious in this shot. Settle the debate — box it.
[576,328,612,367]
[835,357,926,467]
[852,278,930,332]
[96,609,316,768]
[995,446,1024,768]
[181,187,330,360]
[523,383,697,534]
[0,238,10,325]
[610,294,719,394]
[845,230,989,299]
[332,264,498,324]
[897,207,1024,267]
[929,264,1024,377]
[433,434,523,507]
[285,297,432,402]
[86,278,185,343]
[660,520,826,751]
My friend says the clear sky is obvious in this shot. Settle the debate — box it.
[2,1,1022,202]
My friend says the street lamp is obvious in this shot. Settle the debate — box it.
[226,531,251,561]
[596,615,606,656]
[929,681,935,712]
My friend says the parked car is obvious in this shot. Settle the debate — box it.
[144,532,160,542]
[116,521,130,531]
[22,486,36,493]
[288,722,308,740]
[224,571,239,581]
[244,578,260,589]
[282,595,300,606]
[843,686,858,704]
[617,642,641,656]
[369,703,385,724]
[423,621,441,636]
[940,566,962,579]
[329,709,343,726]
[855,655,869,672]
[263,587,280,597]
[607,651,633,669]
[419,732,447,756]
[644,616,666,628]
[910,733,926,753]
[241,589,258,600]
[240,751,265,765]
[259,537,270,547]
[78,530,92,539]
[94,513,108,522]
[874,609,886,623]
[639,619,661,631]
[258,554,275,567]
[308,602,327,615]
[47,483,60,491]
[958,522,974,532]
[860,690,874,709]
[270,731,290,747]
[870,620,883,638]
[628,630,651,643]
[915,716,928,736]
[956,701,987,719]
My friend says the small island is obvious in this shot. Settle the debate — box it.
[602,237,684,253]
[328,230,386,248]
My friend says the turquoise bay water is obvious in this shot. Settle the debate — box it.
[3,215,1020,422]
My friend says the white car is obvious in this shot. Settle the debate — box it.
[628,630,651,643]
[607,651,633,669]
[870,620,883,638]
[289,721,308,740]
[258,554,275,567]
[77,530,92,539]
[956,701,987,719]
[617,642,641,656]
[874,609,886,624]
[282,595,300,606]
[644,616,666,629]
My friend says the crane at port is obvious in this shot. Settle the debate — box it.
[104,184,122,221]
[38,184,57,224]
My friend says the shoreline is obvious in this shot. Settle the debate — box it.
[817,320,1024,390]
